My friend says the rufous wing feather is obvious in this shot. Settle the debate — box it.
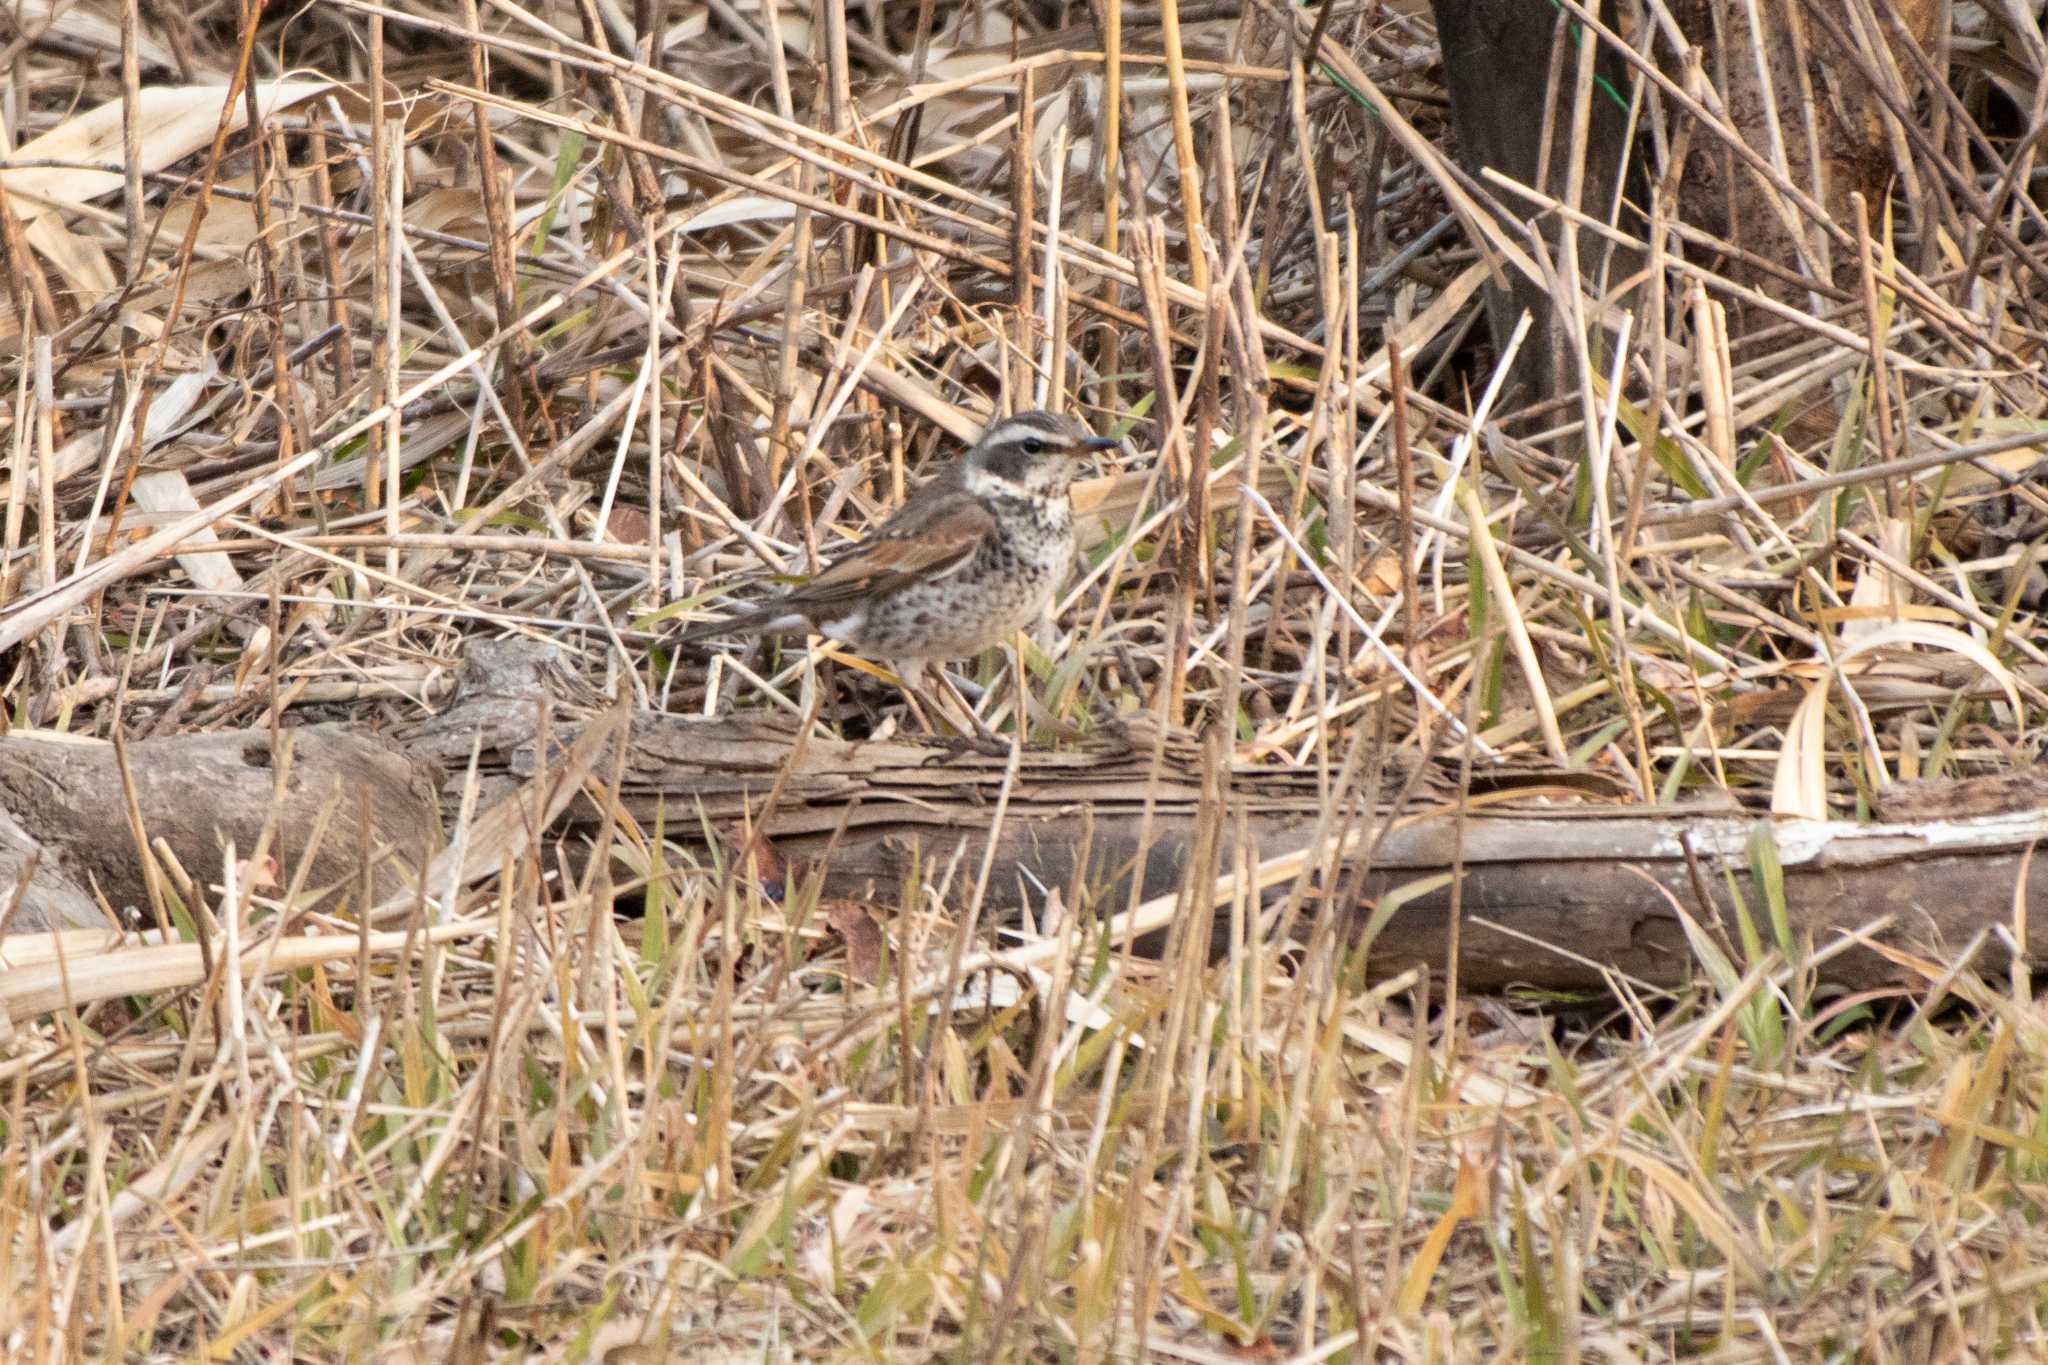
[676,476,998,644]
[785,492,995,611]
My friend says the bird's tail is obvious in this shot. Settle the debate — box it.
[673,601,807,648]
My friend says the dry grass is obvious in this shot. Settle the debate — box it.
[2,0,2047,1358]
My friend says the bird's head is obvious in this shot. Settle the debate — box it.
[962,410,1119,497]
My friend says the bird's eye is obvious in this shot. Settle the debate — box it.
[1021,437,1046,455]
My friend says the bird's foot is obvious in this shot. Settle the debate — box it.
[920,733,1014,765]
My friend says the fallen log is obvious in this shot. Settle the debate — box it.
[391,642,2048,991]
[571,721,2048,990]
[6,640,2043,994]
[0,725,440,933]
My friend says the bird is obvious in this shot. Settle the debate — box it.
[678,410,1119,669]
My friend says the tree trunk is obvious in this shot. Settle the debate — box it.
[1666,0,1945,336]
[1429,0,1645,405]
[1427,0,1943,410]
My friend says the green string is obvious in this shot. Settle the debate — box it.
[1546,0,1635,114]
[1301,0,1631,118]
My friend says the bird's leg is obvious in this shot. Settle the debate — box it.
[883,659,981,744]
[881,658,940,734]
[1011,629,1032,745]
[897,662,1007,760]
[928,665,1008,748]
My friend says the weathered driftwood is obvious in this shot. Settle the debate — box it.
[0,725,441,932]
[392,643,2048,991]
[553,717,2048,990]
[8,638,2044,993]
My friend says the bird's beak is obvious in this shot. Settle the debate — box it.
[1082,435,1120,451]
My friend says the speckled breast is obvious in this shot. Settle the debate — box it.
[857,495,1074,658]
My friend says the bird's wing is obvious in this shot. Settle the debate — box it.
[789,486,995,609]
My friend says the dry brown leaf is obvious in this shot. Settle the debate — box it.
[130,470,243,594]
[0,82,334,213]
[824,898,884,984]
